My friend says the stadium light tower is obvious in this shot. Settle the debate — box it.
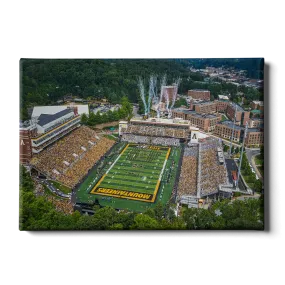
[229,105,237,156]
[236,122,248,189]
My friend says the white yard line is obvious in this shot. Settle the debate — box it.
[106,150,125,175]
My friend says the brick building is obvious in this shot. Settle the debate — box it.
[194,101,217,114]
[226,102,250,126]
[214,121,243,142]
[19,105,89,164]
[188,89,211,101]
[215,100,229,112]
[161,86,178,103]
[250,101,264,111]
[245,129,264,147]
[248,118,263,128]
[172,108,220,132]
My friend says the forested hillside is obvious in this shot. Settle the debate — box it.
[20,166,264,231]
[20,59,263,120]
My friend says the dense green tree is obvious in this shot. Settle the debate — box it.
[112,110,119,121]
[154,202,164,221]
[101,113,108,123]
[174,98,187,108]
[20,59,263,119]
[94,111,102,124]
[81,113,88,125]
[144,208,156,219]
[20,165,264,231]
[131,214,159,230]
[253,179,263,192]
[223,145,229,152]
[88,112,97,126]
[110,223,124,230]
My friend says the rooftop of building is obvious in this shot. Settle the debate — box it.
[250,118,263,121]
[32,105,89,118]
[219,120,244,130]
[247,128,263,133]
[252,101,264,106]
[250,109,261,113]
[218,95,229,100]
[130,117,190,126]
[37,109,73,127]
[228,102,244,112]
[173,108,219,119]
[189,89,210,92]
[193,101,216,106]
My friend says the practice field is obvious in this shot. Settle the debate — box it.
[90,144,170,202]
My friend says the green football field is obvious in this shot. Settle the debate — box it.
[90,144,170,202]
[75,142,182,212]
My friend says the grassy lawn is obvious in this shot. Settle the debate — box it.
[254,154,264,166]
[221,115,228,122]
[257,166,264,177]
[103,134,118,141]
[43,184,64,200]
[241,171,256,187]
[48,180,72,194]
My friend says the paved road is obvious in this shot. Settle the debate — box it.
[39,179,71,199]
[245,148,262,180]
[235,193,261,201]
[246,149,260,163]
[225,159,246,190]
[225,159,237,184]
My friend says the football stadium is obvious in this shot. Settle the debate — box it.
[21,105,232,213]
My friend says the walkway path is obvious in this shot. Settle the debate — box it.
[251,154,263,181]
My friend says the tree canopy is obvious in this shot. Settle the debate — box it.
[20,59,263,120]
[20,166,264,231]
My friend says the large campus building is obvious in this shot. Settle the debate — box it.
[20,105,89,164]
[214,121,243,142]
[225,102,250,126]
[192,101,217,114]
[161,86,178,103]
[188,89,211,101]
[248,118,263,128]
[172,108,221,132]
[245,129,264,147]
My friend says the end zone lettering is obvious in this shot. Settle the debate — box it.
[92,187,154,202]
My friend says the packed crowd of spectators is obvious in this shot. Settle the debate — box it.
[199,139,227,195]
[151,137,180,146]
[61,137,114,187]
[122,134,150,144]
[125,124,188,139]
[178,145,198,196]
[31,126,115,188]
[184,146,198,157]
[46,196,74,214]
[121,134,180,146]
